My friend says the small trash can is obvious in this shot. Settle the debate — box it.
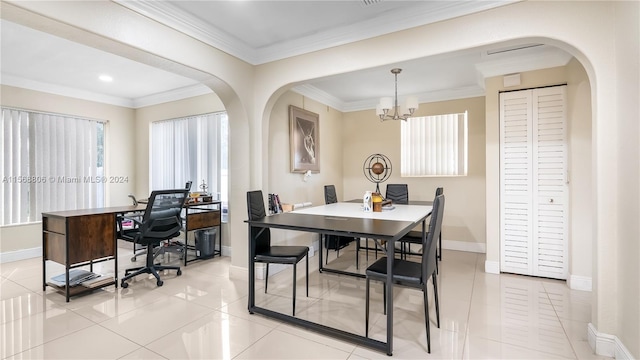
[195,228,217,258]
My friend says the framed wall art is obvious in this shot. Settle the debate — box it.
[289,105,320,173]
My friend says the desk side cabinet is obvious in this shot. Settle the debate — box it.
[42,211,118,302]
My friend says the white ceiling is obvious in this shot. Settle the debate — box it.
[0,1,573,110]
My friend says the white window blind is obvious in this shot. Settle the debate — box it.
[401,111,468,176]
[1,108,105,225]
[150,112,228,218]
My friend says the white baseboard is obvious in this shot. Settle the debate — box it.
[220,245,232,257]
[0,247,42,263]
[568,274,592,291]
[485,260,500,274]
[442,239,485,253]
[229,264,248,281]
[588,323,634,359]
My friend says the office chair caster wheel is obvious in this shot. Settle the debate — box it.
[157,280,163,286]
[121,281,128,288]
[131,256,137,262]
[177,269,182,276]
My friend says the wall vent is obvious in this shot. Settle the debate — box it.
[362,0,381,6]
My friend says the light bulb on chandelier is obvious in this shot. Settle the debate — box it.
[375,68,419,121]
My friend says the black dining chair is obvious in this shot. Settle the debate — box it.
[385,184,409,204]
[365,193,444,353]
[120,188,189,288]
[323,185,356,264]
[398,187,444,263]
[247,190,309,316]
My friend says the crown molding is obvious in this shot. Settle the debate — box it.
[256,1,517,64]
[2,74,212,109]
[291,84,345,111]
[293,83,485,113]
[117,0,517,65]
[132,84,213,108]
[1,74,135,108]
[116,0,258,64]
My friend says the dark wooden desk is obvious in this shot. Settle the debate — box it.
[246,202,432,355]
[42,205,143,302]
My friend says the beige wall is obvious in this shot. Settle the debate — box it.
[0,85,136,253]
[267,91,345,248]
[484,65,593,283]
[342,97,486,249]
[613,0,640,352]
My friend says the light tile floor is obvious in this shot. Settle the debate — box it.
[0,242,611,359]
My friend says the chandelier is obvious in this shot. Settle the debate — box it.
[376,68,418,121]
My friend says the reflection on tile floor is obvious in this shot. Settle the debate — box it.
[0,242,612,359]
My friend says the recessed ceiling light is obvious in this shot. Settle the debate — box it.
[99,74,113,82]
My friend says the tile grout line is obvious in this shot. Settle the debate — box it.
[460,252,480,359]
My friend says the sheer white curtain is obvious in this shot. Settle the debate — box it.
[151,118,190,190]
[31,113,102,218]
[150,112,226,198]
[1,108,104,225]
[401,111,468,176]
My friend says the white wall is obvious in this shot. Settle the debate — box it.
[266,91,345,249]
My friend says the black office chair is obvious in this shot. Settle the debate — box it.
[365,194,444,353]
[323,185,356,264]
[117,194,145,261]
[247,190,309,316]
[385,184,409,204]
[120,189,188,288]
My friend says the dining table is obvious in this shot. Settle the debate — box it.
[245,201,433,355]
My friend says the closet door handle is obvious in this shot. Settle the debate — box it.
[549,198,554,203]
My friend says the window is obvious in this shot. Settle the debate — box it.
[150,112,228,219]
[401,111,468,176]
[1,108,105,225]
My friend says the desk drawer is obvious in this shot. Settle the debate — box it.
[186,211,220,231]
[46,217,66,235]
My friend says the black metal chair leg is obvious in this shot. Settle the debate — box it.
[365,239,369,261]
[325,236,329,265]
[433,272,440,328]
[356,240,360,270]
[306,254,309,297]
[292,263,297,316]
[365,278,370,338]
[424,284,431,353]
[264,263,269,293]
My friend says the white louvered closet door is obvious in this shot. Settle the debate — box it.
[500,86,568,280]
